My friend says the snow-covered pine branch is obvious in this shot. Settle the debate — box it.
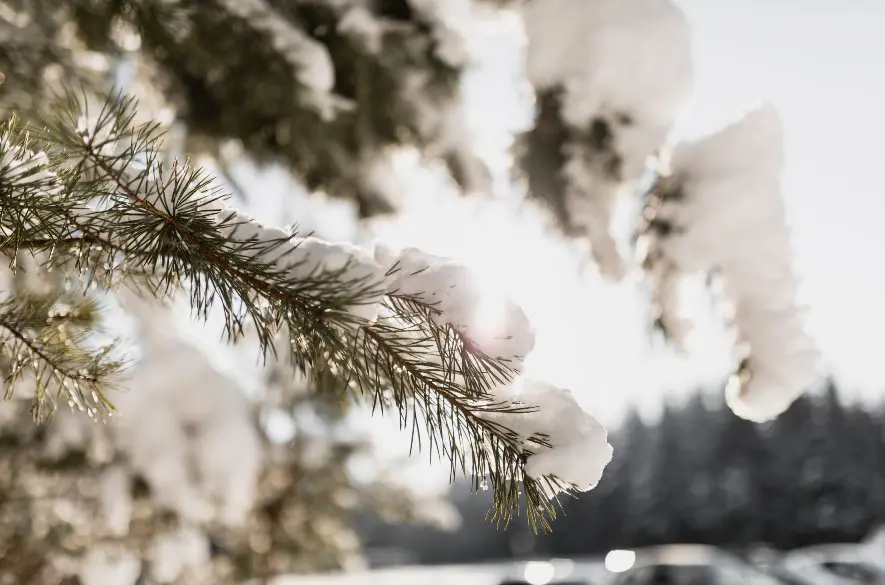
[216,0,345,120]
[636,105,821,422]
[0,90,612,529]
[517,0,694,279]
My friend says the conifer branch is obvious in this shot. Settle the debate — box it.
[0,90,569,529]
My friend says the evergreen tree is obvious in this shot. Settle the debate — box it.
[615,407,657,548]
[1,0,493,217]
[0,87,617,581]
[0,0,832,581]
[1,2,822,427]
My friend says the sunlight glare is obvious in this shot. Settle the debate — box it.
[469,281,510,345]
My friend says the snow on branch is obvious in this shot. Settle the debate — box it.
[406,0,474,67]
[636,105,821,422]
[0,90,612,529]
[519,0,693,279]
[217,0,345,119]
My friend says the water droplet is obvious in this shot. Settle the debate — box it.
[480,479,489,491]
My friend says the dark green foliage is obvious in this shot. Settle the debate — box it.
[52,0,478,216]
[513,89,575,233]
[544,381,885,553]
[513,87,624,235]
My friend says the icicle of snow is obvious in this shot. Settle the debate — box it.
[643,104,820,422]
[561,153,625,279]
[522,0,693,280]
[376,244,536,371]
[491,380,612,495]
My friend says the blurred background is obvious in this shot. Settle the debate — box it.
[2,0,885,584]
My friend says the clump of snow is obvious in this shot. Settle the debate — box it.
[521,0,694,280]
[99,464,134,537]
[493,380,613,495]
[524,0,693,133]
[338,3,384,54]
[0,134,56,188]
[114,295,264,526]
[398,72,491,199]
[357,153,406,215]
[148,528,210,584]
[78,546,141,585]
[217,0,339,119]
[215,207,388,322]
[407,0,474,66]
[375,244,536,371]
[639,105,820,422]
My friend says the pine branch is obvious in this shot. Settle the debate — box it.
[0,294,122,421]
[0,90,572,529]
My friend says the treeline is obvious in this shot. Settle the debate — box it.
[360,382,885,564]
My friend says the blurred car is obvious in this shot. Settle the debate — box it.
[608,544,786,585]
[779,544,885,584]
[499,580,590,585]
[498,559,598,585]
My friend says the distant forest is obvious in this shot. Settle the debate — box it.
[360,382,885,564]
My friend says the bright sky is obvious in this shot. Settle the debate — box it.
[173,2,885,490]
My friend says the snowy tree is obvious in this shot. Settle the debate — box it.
[0,0,822,581]
[0,285,459,583]
[0,87,609,582]
[0,0,493,216]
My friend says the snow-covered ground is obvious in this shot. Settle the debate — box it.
[250,559,610,585]
[256,565,507,585]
